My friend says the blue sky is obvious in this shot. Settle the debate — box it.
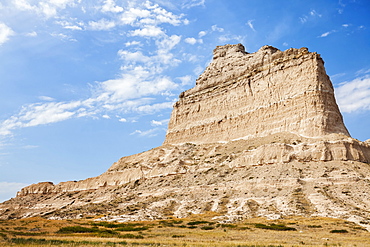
[0,0,369,202]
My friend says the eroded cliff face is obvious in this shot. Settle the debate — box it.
[165,44,349,144]
[1,44,370,230]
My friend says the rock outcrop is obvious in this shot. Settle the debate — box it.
[1,44,370,230]
[165,44,349,144]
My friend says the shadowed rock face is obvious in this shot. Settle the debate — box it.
[1,44,370,230]
[165,44,349,144]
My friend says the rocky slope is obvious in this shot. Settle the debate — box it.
[1,44,370,230]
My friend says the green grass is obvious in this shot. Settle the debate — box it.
[119,233,144,239]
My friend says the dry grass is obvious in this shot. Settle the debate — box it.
[0,214,369,246]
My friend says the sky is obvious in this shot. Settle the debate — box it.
[0,0,369,202]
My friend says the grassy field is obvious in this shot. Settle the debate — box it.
[0,213,369,246]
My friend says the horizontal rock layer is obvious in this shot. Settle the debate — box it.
[165,44,349,144]
[15,134,370,196]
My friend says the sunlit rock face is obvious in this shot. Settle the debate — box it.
[164,44,350,144]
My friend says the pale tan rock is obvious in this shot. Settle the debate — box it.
[1,44,370,230]
[165,44,349,144]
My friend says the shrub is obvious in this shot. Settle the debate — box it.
[330,229,348,233]
[172,234,185,238]
[200,226,215,230]
[187,220,211,226]
[307,225,322,228]
[254,223,297,231]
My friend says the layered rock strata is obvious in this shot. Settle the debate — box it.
[165,44,349,144]
[1,44,370,230]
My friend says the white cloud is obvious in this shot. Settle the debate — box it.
[218,34,244,43]
[51,32,77,41]
[130,128,160,137]
[102,114,110,119]
[211,25,224,32]
[185,37,197,45]
[118,50,151,63]
[342,24,349,27]
[14,0,77,18]
[300,9,322,23]
[246,20,255,32]
[310,10,322,17]
[118,118,127,122]
[125,41,141,46]
[26,31,38,37]
[177,75,193,86]
[38,96,55,101]
[335,75,370,113]
[198,30,206,37]
[151,120,162,126]
[135,101,175,114]
[88,19,115,31]
[101,0,123,13]
[151,119,169,126]
[130,25,164,37]
[0,182,29,202]
[0,23,14,45]
[319,32,332,38]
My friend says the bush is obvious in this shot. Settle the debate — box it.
[254,223,297,231]
[307,225,322,228]
[172,234,185,238]
[330,229,348,233]
[200,226,215,230]
[187,220,211,226]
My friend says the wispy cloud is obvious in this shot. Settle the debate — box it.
[182,0,205,9]
[38,96,55,101]
[88,19,115,31]
[246,20,256,32]
[300,9,322,23]
[335,75,370,113]
[130,128,162,137]
[318,30,336,38]
[13,0,77,18]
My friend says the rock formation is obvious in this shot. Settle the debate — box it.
[1,44,370,230]
[165,44,349,144]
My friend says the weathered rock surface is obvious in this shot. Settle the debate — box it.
[165,44,349,144]
[1,44,370,230]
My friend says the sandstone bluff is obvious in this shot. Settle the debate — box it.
[1,44,370,230]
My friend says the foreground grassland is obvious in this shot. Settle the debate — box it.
[0,213,369,246]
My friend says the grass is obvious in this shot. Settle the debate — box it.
[8,238,128,245]
[0,215,369,246]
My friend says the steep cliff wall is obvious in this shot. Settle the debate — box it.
[164,44,349,144]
